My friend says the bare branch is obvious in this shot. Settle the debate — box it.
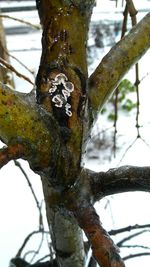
[125,0,138,25]
[109,223,150,236]
[126,0,141,139]
[16,230,49,258]
[123,252,150,261]
[0,144,25,169]
[85,166,150,201]
[5,50,35,76]
[88,12,150,124]
[0,57,34,85]
[113,4,128,156]
[0,17,15,87]
[121,244,150,250]
[67,197,125,267]
[14,161,41,211]
[0,14,41,30]
[14,160,44,230]
[116,230,149,247]
[16,231,42,258]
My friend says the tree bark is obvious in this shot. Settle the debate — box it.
[41,175,85,267]
[88,12,150,124]
[84,166,150,202]
[36,1,94,266]
[1,1,150,267]
[0,82,56,172]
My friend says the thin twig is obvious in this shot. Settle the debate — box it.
[121,4,129,39]
[113,87,118,157]
[16,230,41,257]
[113,4,128,156]
[135,63,140,138]
[123,252,150,261]
[33,254,51,264]
[140,137,150,149]
[30,232,45,263]
[125,0,138,25]
[14,161,40,210]
[24,250,37,259]
[126,0,141,139]
[0,14,41,30]
[117,230,149,247]
[0,38,35,76]
[0,56,34,85]
[109,223,150,235]
[121,244,150,250]
[7,52,35,76]
[14,160,44,230]
[118,138,137,165]
[16,230,49,258]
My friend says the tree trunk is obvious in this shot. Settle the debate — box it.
[42,175,85,267]
[35,1,95,266]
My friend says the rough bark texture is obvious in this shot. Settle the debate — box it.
[36,0,92,188]
[41,175,85,267]
[36,1,93,266]
[86,166,150,201]
[88,12,150,124]
[0,1,150,267]
[0,82,56,171]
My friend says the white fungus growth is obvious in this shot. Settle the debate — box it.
[49,73,74,117]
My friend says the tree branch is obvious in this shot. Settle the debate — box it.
[116,230,149,247]
[109,223,150,236]
[10,257,58,267]
[0,56,34,85]
[123,252,150,261]
[85,166,150,202]
[88,12,150,124]
[0,82,57,172]
[0,14,41,30]
[0,144,25,168]
[66,193,125,267]
[16,231,43,258]
[14,160,44,230]
[0,17,14,88]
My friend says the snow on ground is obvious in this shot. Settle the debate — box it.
[0,1,150,266]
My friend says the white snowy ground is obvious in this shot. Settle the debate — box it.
[0,0,150,266]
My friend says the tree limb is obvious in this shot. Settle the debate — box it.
[88,12,150,124]
[85,166,150,202]
[66,194,125,267]
[0,144,25,168]
[109,223,150,236]
[0,82,58,172]
[74,204,125,267]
